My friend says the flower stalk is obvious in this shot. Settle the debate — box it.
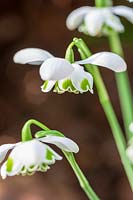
[73,38,133,190]
[95,0,112,7]
[64,152,100,200]
[108,29,133,140]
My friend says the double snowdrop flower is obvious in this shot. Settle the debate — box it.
[13,48,126,94]
[0,134,79,179]
[66,5,133,36]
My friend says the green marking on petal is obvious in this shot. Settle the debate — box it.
[62,79,71,89]
[42,81,49,90]
[27,171,35,176]
[62,79,78,93]
[80,78,89,91]
[6,158,14,172]
[54,82,64,94]
[40,163,50,172]
[46,149,54,161]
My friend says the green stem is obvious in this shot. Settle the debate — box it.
[95,0,112,7]
[73,38,133,190]
[21,119,49,141]
[108,30,133,140]
[64,152,100,200]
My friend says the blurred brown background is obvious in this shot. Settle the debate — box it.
[0,0,133,199]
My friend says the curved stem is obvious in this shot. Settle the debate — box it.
[63,152,100,200]
[21,119,49,141]
[73,38,133,190]
[108,30,133,140]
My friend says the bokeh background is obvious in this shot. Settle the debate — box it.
[0,0,133,199]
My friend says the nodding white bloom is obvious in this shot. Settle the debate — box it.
[0,135,79,179]
[128,0,133,2]
[66,6,133,36]
[13,48,127,94]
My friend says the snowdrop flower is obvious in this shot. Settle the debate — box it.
[66,6,133,36]
[0,135,79,179]
[13,48,127,94]
[128,0,133,2]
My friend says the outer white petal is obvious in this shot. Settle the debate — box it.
[13,48,54,65]
[105,13,124,32]
[76,52,127,72]
[38,135,79,153]
[1,162,7,179]
[41,80,56,92]
[9,140,47,167]
[71,64,93,93]
[39,57,74,81]
[0,143,18,163]
[1,161,23,179]
[126,146,133,163]
[66,6,90,30]
[84,9,105,36]
[44,145,62,164]
[112,6,133,24]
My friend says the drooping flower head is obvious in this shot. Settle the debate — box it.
[13,47,126,94]
[66,5,133,36]
[0,120,79,179]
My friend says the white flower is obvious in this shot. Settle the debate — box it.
[128,0,133,2]
[66,6,133,36]
[126,139,133,164]
[13,48,127,94]
[0,135,79,179]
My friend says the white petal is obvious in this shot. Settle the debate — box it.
[1,162,7,179]
[105,13,124,32]
[9,140,47,167]
[0,143,17,163]
[41,80,56,92]
[71,64,93,93]
[76,52,127,72]
[112,6,133,24]
[126,146,133,163]
[1,161,22,179]
[13,48,54,65]
[44,145,62,164]
[38,135,79,153]
[66,6,90,30]
[39,58,74,81]
[84,9,104,36]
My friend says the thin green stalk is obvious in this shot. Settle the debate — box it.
[64,152,100,200]
[95,0,112,7]
[108,30,133,140]
[73,38,133,190]
[23,119,100,199]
